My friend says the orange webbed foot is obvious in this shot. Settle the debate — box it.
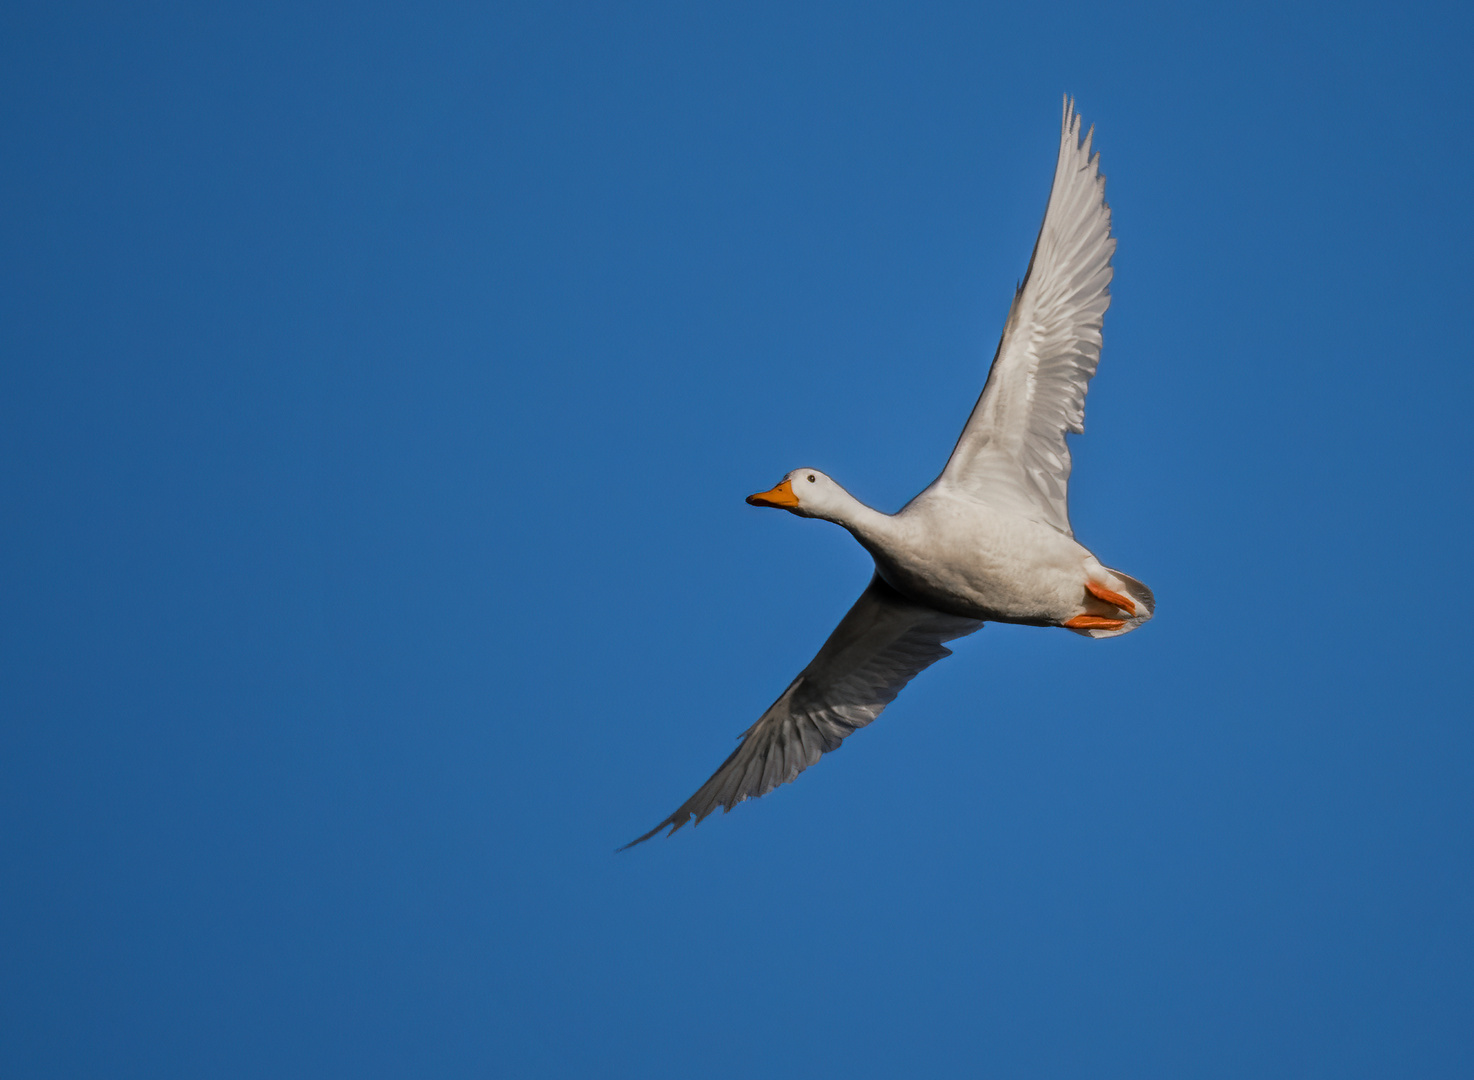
[1064,615,1127,631]
[1085,580,1136,615]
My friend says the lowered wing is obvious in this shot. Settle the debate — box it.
[623,575,982,847]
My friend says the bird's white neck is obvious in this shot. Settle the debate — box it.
[811,483,899,553]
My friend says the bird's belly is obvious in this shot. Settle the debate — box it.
[872,511,1089,624]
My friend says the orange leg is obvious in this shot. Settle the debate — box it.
[1085,580,1136,615]
[1065,615,1127,631]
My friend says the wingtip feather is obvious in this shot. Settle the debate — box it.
[618,811,692,851]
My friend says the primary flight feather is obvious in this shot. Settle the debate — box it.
[625,98,1152,848]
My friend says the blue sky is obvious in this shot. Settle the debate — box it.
[4,1,1473,1077]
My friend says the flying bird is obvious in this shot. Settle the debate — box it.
[625,98,1152,848]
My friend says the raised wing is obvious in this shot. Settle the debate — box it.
[936,97,1115,536]
[623,575,982,847]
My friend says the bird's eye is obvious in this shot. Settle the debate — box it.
[807,474,816,483]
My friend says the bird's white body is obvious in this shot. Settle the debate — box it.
[626,99,1153,847]
[874,492,1099,625]
[799,482,1150,634]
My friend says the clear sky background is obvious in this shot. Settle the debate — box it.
[4,2,1473,1077]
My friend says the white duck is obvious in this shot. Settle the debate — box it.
[626,99,1153,847]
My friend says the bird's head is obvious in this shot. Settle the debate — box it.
[746,469,846,519]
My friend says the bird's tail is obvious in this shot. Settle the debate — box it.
[1070,568,1154,639]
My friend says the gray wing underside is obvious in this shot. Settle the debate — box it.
[936,97,1115,536]
[623,575,982,847]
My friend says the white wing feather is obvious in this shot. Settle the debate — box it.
[936,97,1115,535]
[623,576,981,847]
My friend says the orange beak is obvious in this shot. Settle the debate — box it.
[746,478,801,509]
